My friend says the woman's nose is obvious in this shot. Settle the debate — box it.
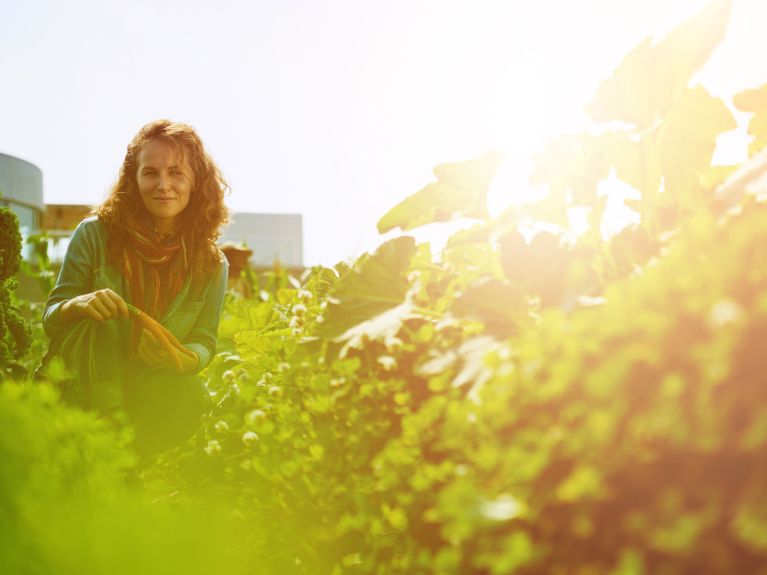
[157,173,171,190]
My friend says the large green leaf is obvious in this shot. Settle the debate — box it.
[734,83,767,155]
[586,0,733,128]
[377,151,504,233]
[450,278,531,338]
[530,132,615,212]
[336,301,419,354]
[317,236,417,338]
[609,132,663,200]
[658,85,736,205]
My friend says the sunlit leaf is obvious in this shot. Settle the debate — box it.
[586,0,733,128]
[607,224,658,278]
[277,288,297,305]
[377,151,504,233]
[658,86,736,204]
[450,278,530,337]
[452,336,503,401]
[317,236,417,338]
[499,231,596,307]
[247,301,274,329]
[556,465,605,502]
[446,223,494,248]
[530,133,614,212]
[733,83,767,112]
[609,133,663,199]
[734,83,767,155]
[337,301,418,354]
[699,164,739,192]
[523,188,570,227]
[712,150,767,213]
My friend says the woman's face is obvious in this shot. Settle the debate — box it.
[136,139,194,234]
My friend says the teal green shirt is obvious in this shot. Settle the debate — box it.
[43,216,228,374]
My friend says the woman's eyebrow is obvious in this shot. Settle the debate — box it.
[140,163,186,170]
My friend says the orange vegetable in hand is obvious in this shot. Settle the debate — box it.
[126,303,194,372]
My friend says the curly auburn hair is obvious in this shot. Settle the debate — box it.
[97,119,229,276]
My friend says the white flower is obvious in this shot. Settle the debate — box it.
[204,439,221,455]
[709,299,743,327]
[377,355,397,371]
[242,431,259,447]
[213,420,229,434]
[297,289,312,301]
[245,409,267,426]
[268,385,283,397]
[292,303,307,317]
[480,495,523,521]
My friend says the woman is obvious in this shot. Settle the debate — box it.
[43,119,229,456]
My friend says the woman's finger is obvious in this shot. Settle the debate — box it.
[83,304,105,322]
[115,295,130,318]
[139,329,173,368]
[95,290,119,318]
[104,289,130,318]
[89,297,113,320]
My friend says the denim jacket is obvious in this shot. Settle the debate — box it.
[43,216,228,372]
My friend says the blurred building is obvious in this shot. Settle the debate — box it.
[41,204,95,262]
[0,153,44,258]
[40,205,304,268]
[219,212,303,267]
[1,151,303,267]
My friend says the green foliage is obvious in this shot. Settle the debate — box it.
[140,4,767,573]
[377,151,504,233]
[8,2,767,573]
[586,0,733,128]
[734,82,767,155]
[0,204,32,376]
[150,196,767,573]
[318,236,417,338]
[0,382,244,574]
[532,0,737,239]
[21,231,57,295]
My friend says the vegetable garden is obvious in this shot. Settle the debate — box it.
[3,1,767,572]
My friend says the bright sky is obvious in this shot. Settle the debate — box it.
[1,0,764,266]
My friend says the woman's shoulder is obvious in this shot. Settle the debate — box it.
[73,215,105,233]
[214,245,228,265]
[210,246,229,279]
[71,215,108,243]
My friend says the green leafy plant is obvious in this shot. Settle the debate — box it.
[140,2,767,573]
[0,381,247,575]
[9,1,767,573]
[0,201,32,377]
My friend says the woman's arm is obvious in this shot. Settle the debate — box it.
[60,290,129,322]
[43,221,97,339]
[182,256,229,372]
[43,221,128,338]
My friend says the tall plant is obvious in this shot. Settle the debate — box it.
[0,200,32,377]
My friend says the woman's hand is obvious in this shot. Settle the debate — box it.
[138,327,199,373]
[61,289,130,322]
